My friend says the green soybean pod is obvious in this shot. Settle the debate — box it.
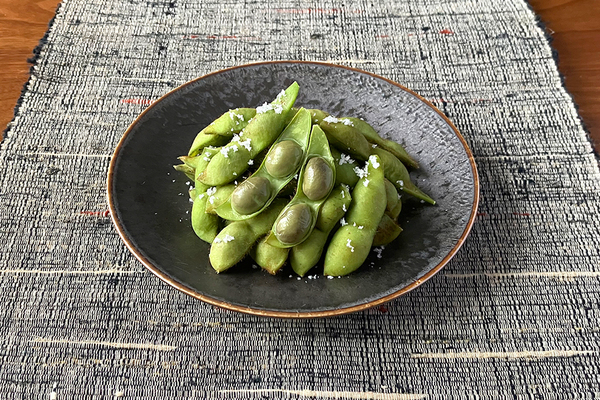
[266,125,336,248]
[199,82,300,186]
[331,147,360,187]
[209,199,287,273]
[319,116,371,161]
[370,147,435,205]
[290,185,352,277]
[173,163,195,181]
[190,147,221,242]
[307,109,329,124]
[323,155,387,276]
[387,198,403,220]
[372,214,403,247]
[250,237,290,275]
[384,178,400,214]
[204,184,236,214]
[342,117,419,169]
[215,108,312,220]
[188,108,256,156]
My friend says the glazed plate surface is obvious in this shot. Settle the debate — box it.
[107,61,478,318]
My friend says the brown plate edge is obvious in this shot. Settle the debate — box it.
[106,60,480,319]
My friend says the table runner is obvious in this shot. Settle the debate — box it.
[2,0,600,398]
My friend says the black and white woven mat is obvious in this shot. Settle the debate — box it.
[2,0,600,398]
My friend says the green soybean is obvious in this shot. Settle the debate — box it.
[307,109,329,124]
[319,117,371,161]
[323,155,387,276]
[372,214,403,247]
[370,147,435,205]
[342,117,419,169]
[266,124,336,248]
[209,199,287,273]
[173,163,195,181]
[215,108,312,220]
[199,82,300,186]
[290,185,352,277]
[250,237,289,275]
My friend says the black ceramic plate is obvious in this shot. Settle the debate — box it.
[107,61,478,318]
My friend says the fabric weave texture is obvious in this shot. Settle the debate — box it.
[1,0,600,398]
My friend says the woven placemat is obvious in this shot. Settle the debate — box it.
[2,0,600,398]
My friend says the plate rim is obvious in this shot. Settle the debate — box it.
[106,60,480,319]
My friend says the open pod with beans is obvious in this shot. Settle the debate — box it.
[173,82,435,277]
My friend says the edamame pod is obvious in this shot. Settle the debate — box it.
[342,117,419,169]
[331,147,360,187]
[215,108,312,220]
[307,109,329,124]
[387,198,403,220]
[203,108,256,136]
[324,155,387,276]
[372,214,403,247]
[290,185,352,277]
[266,125,336,248]
[384,178,400,214]
[250,237,289,275]
[199,82,300,186]
[370,147,435,205]
[191,147,220,242]
[209,199,287,273]
[173,164,195,181]
[187,109,256,156]
[319,116,371,161]
[204,184,236,214]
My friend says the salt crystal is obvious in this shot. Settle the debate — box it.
[372,144,378,148]
[346,239,355,252]
[327,276,334,280]
[256,102,273,114]
[206,187,217,195]
[340,218,348,226]
[396,180,404,187]
[363,179,370,187]
[222,234,235,243]
[323,115,339,124]
[248,159,254,166]
[338,153,353,165]
[369,155,380,169]
[340,118,354,126]
[353,166,368,179]
[342,204,347,212]
[358,225,364,230]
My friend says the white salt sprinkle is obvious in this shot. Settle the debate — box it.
[340,218,348,226]
[340,118,354,126]
[256,102,273,114]
[248,159,254,165]
[338,153,353,165]
[346,239,355,252]
[353,165,368,179]
[206,187,217,196]
[323,115,339,124]
[369,155,380,169]
[222,234,235,243]
[363,179,370,187]
[342,204,347,212]
[396,180,404,187]
[374,246,385,259]
[327,276,334,280]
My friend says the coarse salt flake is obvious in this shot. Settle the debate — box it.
[369,155,380,169]
[222,234,235,243]
[346,239,355,252]
[256,102,273,114]
[206,187,217,196]
[340,218,348,226]
[396,180,404,187]
[358,225,364,230]
[374,246,385,259]
[363,179,370,187]
[353,165,368,179]
[372,144,378,148]
[323,115,339,124]
[248,159,254,166]
[338,153,353,166]
[340,118,354,126]
[342,204,347,212]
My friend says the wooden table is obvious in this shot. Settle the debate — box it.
[1,0,599,150]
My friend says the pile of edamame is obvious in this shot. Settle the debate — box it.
[174,82,435,277]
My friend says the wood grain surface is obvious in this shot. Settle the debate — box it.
[1,0,599,150]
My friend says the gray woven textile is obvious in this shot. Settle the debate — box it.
[2,0,600,398]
